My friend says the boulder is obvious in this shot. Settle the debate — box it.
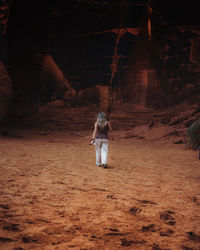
[76,86,99,106]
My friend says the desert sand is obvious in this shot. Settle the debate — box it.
[0,104,200,250]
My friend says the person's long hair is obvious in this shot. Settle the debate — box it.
[97,112,107,131]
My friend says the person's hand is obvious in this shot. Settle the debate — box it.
[89,139,95,145]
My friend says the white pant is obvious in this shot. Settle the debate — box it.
[95,139,109,165]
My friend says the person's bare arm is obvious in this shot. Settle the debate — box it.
[92,122,98,140]
[108,121,113,140]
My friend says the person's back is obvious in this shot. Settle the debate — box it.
[96,121,109,139]
[92,112,112,168]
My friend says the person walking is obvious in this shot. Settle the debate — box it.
[91,112,112,168]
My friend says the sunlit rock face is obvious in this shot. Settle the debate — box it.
[121,38,164,108]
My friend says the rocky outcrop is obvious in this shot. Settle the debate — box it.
[63,84,110,113]
[50,1,200,108]
[4,0,200,118]
[40,53,76,102]
[159,26,200,105]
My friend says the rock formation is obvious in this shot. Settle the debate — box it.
[40,53,75,102]
[0,0,199,121]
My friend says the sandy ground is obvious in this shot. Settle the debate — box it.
[0,105,200,250]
